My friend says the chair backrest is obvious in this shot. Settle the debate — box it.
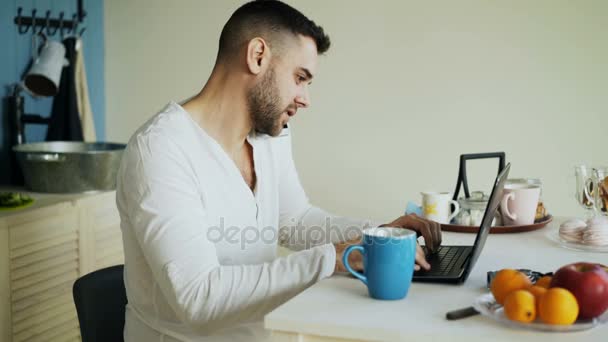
[73,265,127,342]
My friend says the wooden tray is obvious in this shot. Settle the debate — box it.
[441,215,553,234]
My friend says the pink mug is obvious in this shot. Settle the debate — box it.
[500,183,541,226]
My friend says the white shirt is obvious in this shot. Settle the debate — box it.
[116,102,374,341]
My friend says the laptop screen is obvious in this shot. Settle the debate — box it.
[466,163,511,270]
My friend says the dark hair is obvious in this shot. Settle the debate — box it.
[218,0,331,60]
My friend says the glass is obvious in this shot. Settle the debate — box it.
[575,165,597,215]
[592,167,608,216]
[454,191,489,226]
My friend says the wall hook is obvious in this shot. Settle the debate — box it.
[30,9,37,30]
[16,7,30,34]
[14,1,87,37]
[59,12,66,38]
[46,10,60,36]
[71,13,79,35]
[38,10,49,35]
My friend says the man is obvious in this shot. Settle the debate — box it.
[116,1,441,341]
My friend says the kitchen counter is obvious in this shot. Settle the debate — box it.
[0,187,107,219]
[264,218,607,341]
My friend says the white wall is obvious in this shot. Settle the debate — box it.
[105,0,608,222]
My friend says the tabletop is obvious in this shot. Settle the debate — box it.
[264,217,607,341]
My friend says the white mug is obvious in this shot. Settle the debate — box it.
[23,34,68,97]
[500,184,541,226]
[421,192,460,224]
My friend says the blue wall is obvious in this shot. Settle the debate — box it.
[0,0,105,185]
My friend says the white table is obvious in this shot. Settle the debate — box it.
[264,218,607,341]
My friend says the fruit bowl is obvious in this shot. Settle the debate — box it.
[473,293,608,332]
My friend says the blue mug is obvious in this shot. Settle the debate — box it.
[343,227,417,300]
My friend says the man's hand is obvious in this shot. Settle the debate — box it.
[333,225,434,273]
[381,213,442,254]
[334,237,363,273]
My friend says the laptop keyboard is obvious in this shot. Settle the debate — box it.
[420,246,468,276]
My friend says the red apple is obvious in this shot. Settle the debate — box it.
[551,262,608,319]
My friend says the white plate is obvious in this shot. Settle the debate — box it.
[473,293,608,332]
[546,229,608,253]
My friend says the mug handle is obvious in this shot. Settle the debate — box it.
[501,193,517,221]
[343,245,367,285]
[447,200,460,222]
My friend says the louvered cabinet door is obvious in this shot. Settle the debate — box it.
[7,203,81,342]
[77,192,123,273]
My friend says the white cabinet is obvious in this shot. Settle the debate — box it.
[0,191,123,342]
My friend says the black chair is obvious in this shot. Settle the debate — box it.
[73,265,127,342]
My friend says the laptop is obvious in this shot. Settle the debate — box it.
[412,163,511,284]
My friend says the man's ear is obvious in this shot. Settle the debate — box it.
[246,37,270,75]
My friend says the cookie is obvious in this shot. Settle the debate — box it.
[583,216,608,246]
[559,218,587,243]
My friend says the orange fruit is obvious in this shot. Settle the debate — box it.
[535,276,552,289]
[490,269,533,305]
[527,285,547,312]
[504,290,536,323]
[538,288,579,325]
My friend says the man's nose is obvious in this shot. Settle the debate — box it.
[295,87,310,108]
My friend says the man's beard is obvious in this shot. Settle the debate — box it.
[247,67,286,136]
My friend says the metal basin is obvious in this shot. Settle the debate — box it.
[13,141,126,193]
